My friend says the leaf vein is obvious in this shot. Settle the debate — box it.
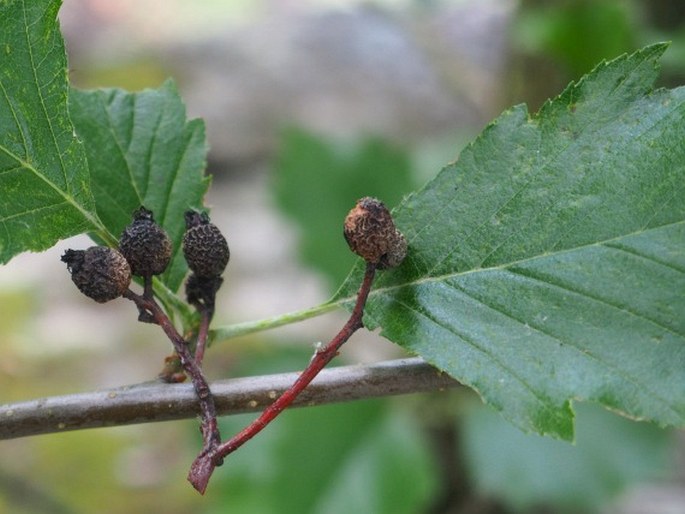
[365,220,685,302]
[505,267,683,338]
[0,78,29,159]
[387,290,560,415]
[142,102,165,200]
[602,242,685,274]
[159,114,188,226]
[0,200,68,224]
[104,91,143,205]
[22,0,68,190]
[443,277,681,418]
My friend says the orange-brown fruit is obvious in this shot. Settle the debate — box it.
[343,197,407,268]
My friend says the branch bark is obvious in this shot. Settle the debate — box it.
[0,358,459,440]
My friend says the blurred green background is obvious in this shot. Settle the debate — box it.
[1,0,684,512]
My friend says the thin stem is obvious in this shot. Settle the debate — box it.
[123,290,221,458]
[143,276,154,300]
[152,277,194,328]
[187,262,377,494]
[210,301,340,342]
[194,306,212,365]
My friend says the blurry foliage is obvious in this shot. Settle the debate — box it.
[463,401,675,512]
[0,290,33,359]
[70,58,170,92]
[511,0,685,107]
[514,0,637,78]
[210,398,437,514]
[272,128,418,289]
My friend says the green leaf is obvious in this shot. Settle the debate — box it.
[69,81,210,292]
[273,128,416,288]
[0,0,103,263]
[335,44,685,439]
[462,402,674,510]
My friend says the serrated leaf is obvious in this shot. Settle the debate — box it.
[69,81,210,292]
[335,44,685,439]
[0,0,103,263]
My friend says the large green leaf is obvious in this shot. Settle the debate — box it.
[0,0,103,263]
[69,81,210,292]
[335,44,685,439]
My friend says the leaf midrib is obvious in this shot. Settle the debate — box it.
[387,287,562,420]
[393,264,683,421]
[357,222,685,422]
[336,219,685,305]
[0,141,103,232]
[0,1,106,239]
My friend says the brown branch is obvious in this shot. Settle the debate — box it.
[0,358,459,440]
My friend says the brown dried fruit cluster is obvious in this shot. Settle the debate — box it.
[343,197,407,268]
[182,211,230,278]
[61,247,131,303]
[119,207,172,277]
[62,206,232,310]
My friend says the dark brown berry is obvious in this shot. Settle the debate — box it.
[182,211,230,278]
[185,273,224,309]
[119,207,172,277]
[61,247,131,303]
[343,197,407,268]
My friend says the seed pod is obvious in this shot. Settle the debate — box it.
[61,246,132,303]
[343,197,407,268]
[119,206,172,277]
[182,210,230,278]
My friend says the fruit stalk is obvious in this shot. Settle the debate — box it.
[123,290,222,461]
[187,261,377,493]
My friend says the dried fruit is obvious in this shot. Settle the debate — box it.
[185,273,224,308]
[119,207,172,277]
[343,197,407,268]
[183,211,230,278]
[61,247,132,303]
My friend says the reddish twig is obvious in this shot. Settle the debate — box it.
[187,262,378,493]
[123,290,221,459]
[194,306,212,365]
